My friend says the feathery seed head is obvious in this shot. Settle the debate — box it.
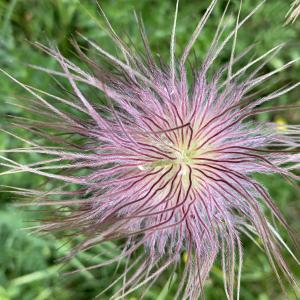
[1,1,300,299]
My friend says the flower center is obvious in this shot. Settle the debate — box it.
[139,141,199,172]
[175,148,195,165]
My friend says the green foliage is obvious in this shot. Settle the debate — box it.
[0,0,299,299]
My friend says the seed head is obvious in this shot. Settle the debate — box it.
[1,1,299,299]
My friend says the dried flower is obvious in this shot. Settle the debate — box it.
[1,1,299,299]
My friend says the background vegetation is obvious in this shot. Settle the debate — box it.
[0,0,299,299]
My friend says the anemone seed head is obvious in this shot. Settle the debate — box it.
[1,1,300,299]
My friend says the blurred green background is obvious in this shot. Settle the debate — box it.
[0,0,299,299]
